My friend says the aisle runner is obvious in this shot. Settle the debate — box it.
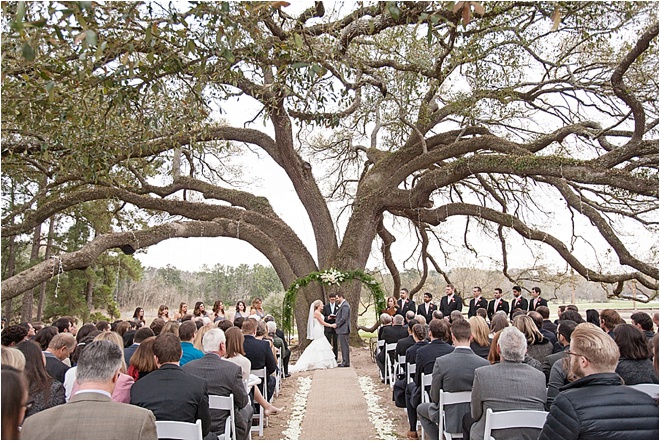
[298,367,383,440]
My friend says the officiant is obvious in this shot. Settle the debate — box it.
[322,293,339,361]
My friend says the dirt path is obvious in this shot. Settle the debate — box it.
[260,345,410,440]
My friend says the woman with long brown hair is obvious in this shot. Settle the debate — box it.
[212,300,227,322]
[16,340,65,417]
[127,336,158,381]
[174,302,188,322]
[1,367,29,440]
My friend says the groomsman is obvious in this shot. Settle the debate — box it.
[528,286,548,312]
[487,288,509,320]
[416,292,437,324]
[509,285,528,319]
[439,284,463,319]
[467,287,488,318]
[322,293,339,360]
[396,288,416,318]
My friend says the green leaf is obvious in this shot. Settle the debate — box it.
[221,48,235,63]
[85,29,97,47]
[16,1,26,22]
[291,62,308,69]
[387,2,400,20]
[22,42,35,61]
[294,33,303,49]
[145,25,152,44]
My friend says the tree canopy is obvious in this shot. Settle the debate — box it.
[2,1,657,337]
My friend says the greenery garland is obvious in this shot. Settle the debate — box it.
[282,268,387,334]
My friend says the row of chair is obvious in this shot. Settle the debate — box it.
[154,394,236,440]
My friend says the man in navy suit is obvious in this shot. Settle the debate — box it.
[528,286,548,312]
[404,319,454,439]
[130,333,211,437]
[467,287,488,318]
[439,284,463,319]
[242,318,277,400]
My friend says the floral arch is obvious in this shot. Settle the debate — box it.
[282,269,387,333]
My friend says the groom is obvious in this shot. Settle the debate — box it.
[335,292,351,367]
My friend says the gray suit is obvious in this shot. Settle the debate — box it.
[335,299,351,366]
[182,353,253,440]
[418,346,490,438]
[470,361,546,440]
[21,392,156,439]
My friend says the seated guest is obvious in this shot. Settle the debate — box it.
[542,320,577,383]
[405,319,453,439]
[466,326,546,440]
[560,309,585,324]
[149,318,165,336]
[539,323,659,439]
[631,311,656,346]
[585,309,600,327]
[1,324,28,347]
[2,367,28,440]
[405,310,416,324]
[488,312,509,337]
[130,333,211,437]
[96,320,110,332]
[266,321,290,377]
[537,305,557,334]
[128,336,158,381]
[432,310,444,320]
[486,330,541,370]
[125,327,155,366]
[242,318,277,400]
[21,341,157,439]
[449,310,463,324]
[513,315,552,364]
[1,346,26,371]
[417,320,489,439]
[16,340,65,417]
[613,323,658,385]
[183,329,253,440]
[43,332,75,383]
[34,326,58,350]
[377,313,393,341]
[377,314,408,380]
[476,308,488,321]
[395,319,418,360]
[468,316,491,358]
[528,310,558,349]
[179,320,204,366]
[392,323,426,409]
[599,308,623,337]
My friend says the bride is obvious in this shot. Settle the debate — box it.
[289,300,339,372]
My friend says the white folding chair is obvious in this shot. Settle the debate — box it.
[209,394,236,440]
[396,355,406,379]
[483,408,548,440]
[420,373,433,440]
[376,339,385,380]
[406,362,416,384]
[629,383,659,399]
[155,419,203,440]
[384,343,397,388]
[438,389,471,440]
[250,368,267,437]
[274,348,281,397]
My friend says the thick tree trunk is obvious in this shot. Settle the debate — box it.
[85,276,94,312]
[22,223,42,321]
[37,217,56,321]
[4,235,16,320]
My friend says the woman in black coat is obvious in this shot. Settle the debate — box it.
[613,323,658,385]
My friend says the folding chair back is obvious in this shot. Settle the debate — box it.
[406,362,416,384]
[483,408,548,440]
[438,389,471,440]
[209,394,236,440]
[250,368,267,437]
[155,419,203,440]
[629,383,659,399]
[385,343,397,388]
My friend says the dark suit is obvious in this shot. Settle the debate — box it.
[124,343,139,366]
[467,297,488,318]
[487,299,509,320]
[417,302,437,323]
[405,340,454,432]
[44,352,69,384]
[542,319,557,334]
[182,354,253,440]
[439,295,463,318]
[528,296,548,311]
[242,334,277,399]
[376,325,409,378]
[542,347,568,383]
[396,335,415,358]
[322,301,339,359]
[130,364,211,437]
[509,296,528,318]
[397,299,416,318]
[417,347,490,438]
[21,392,157,439]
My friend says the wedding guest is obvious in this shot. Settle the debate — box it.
[468,316,491,359]
[21,341,157,440]
[234,316,246,329]
[542,320,577,383]
[1,347,26,371]
[132,307,145,326]
[115,320,131,337]
[242,318,277,400]
[234,301,249,320]
[600,308,623,338]
[34,326,58,350]
[1,324,28,347]
[193,301,208,318]
[174,302,188,321]
[449,310,463,324]
[43,332,75,382]
[377,314,408,379]
[585,309,600,327]
[125,327,155,366]
[217,319,233,332]
[489,312,509,337]
[631,311,656,343]
[377,313,393,341]
[52,316,77,336]
[157,305,170,321]
[128,336,158,381]
[383,296,398,316]
[613,323,658,385]
[161,321,179,336]
[179,320,204,366]
[267,321,290,377]
[16,340,65,417]
[560,309,585,324]
[250,298,266,319]
[194,323,216,352]
[1,367,29,440]
[513,315,552,364]
[537,306,557,334]
[653,333,659,376]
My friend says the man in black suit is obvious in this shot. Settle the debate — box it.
[509,285,528,319]
[487,288,509,321]
[395,319,418,359]
[322,293,339,360]
[528,286,548,311]
[241,318,277,400]
[439,284,463,319]
[376,314,409,380]
[130,333,211,437]
[397,288,416,318]
[467,287,488,318]
[416,292,437,324]
[404,319,454,439]
[124,327,155,366]
[183,328,253,440]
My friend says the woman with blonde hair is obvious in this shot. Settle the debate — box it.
[161,321,179,336]
[66,331,134,403]
[224,327,282,415]
[250,298,265,319]
[512,315,552,365]
[468,316,491,359]
[1,346,26,371]
[193,322,215,351]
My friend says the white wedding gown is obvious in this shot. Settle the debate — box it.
[289,316,338,372]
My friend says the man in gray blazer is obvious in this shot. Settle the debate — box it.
[335,292,351,367]
[21,340,157,439]
[467,326,546,440]
[182,328,253,440]
[417,320,489,439]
